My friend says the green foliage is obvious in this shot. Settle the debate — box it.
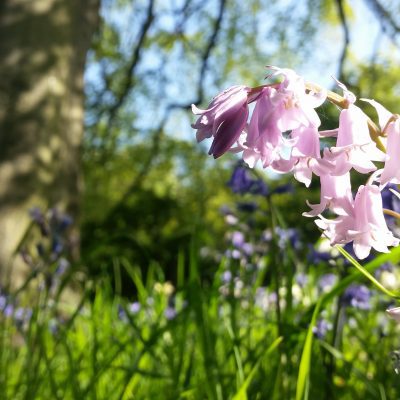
[3,238,400,399]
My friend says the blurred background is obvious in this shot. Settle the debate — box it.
[2,0,400,398]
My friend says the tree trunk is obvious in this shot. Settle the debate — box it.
[0,0,99,284]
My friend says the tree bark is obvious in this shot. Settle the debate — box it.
[0,0,99,284]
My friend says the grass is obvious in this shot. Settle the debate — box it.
[1,242,400,399]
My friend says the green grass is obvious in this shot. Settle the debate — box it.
[1,246,400,399]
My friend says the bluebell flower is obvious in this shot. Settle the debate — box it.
[273,183,294,194]
[164,306,177,320]
[129,302,141,315]
[342,284,371,310]
[231,231,245,248]
[381,183,400,214]
[295,273,308,287]
[228,162,269,196]
[228,164,254,194]
[118,305,127,321]
[312,319,332,339]
[318,273,337,291]
[4,304,14,317]
[221,270,232,283]
[249,179,269,196]
[236,201,257,212]
[308,245,332,264]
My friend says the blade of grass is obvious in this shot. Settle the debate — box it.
[296,299,321,400]
[232,337,283,400]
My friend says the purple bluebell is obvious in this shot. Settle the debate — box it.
[342,284,371,310]
[308,245,332,264]
[118,305,127,321]
[381,184,400,212]
[275,228,301,250]
[248,179,269,196]
[273,183,294,194]
[242,242,254,256]
[318,273,337,291]
[221,270,232,283]
[312,319,332,339]
[129,302,141,315]
[14,307,32,327]
[228,164,254,194]
[231,231,245,248]
[295,273,308,287]
[164,306,177,320]
[0,295,7,310]
[237,202,258,213]
[4,304,14,317]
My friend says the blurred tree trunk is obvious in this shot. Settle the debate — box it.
[0,0,99,283]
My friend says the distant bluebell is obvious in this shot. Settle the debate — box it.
[342,284,371,310]
[273,183,294,194]
[318,273,337,291]
[228,163,254,194]
[308,245,332,264]
[295,273,308,287]
[164,306,177,320]
[312,319,332,339]
[221,270,232,283]
[236,201,257,212]
[129,302,141,315]
[231,231,245,248]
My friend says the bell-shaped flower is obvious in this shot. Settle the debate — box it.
[380,118,400,185]
[304,172,353,217]
[325,104,385,175]
[290,125,333,187]
[241,87,293,168]
[316,184,399,259]
[267,66,326,131]
[362,99,400,186]
[191,85,250,158]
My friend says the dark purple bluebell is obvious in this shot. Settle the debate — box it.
[381,184,400,214]
[237,202,257,213]
[342,242,374,265]
[342,284,371,310]
[308,245,332,264]
[227,162,269,196]
[228,164,254,194]
[273,183,294,194]
[312,319,332,339]
[248,179,269,196]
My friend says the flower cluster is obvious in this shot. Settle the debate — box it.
[192,66,400,259]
